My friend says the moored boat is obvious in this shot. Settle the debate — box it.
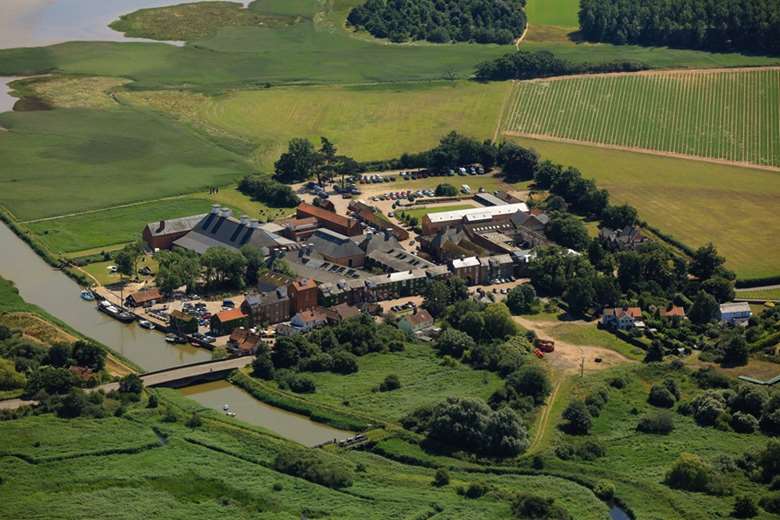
[80,289,95,301]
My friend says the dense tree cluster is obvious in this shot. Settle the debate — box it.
[274,137,359,185]
[347,0,527,45]
[474,50,647,81]
[253,314,406,393]
[579,0,780,55]
[404,397,529,457]
[238,175,300,208]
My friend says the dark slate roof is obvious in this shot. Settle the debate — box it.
[173,212,284,255]
[145,214,206,237]
[309,228,365,259]
[367,248,435,272]
[355,231,401,254]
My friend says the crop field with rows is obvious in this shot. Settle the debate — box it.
[503,68,780,168]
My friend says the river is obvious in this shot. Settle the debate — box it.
[0,0,225,50]
[181,381,351,447]
[0,222,210,371]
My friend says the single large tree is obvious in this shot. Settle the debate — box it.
[274,138,321,184]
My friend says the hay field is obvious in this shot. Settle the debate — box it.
[126,81,512,169]
[504,68,780,169]
[511,137,780,281]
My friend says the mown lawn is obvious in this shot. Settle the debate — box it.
[0,108,249,221]
[300,343,504,422]
[27,198,212,254]
[399,204,476,221]
[511,137,780,281]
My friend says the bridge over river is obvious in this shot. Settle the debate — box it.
[0,357,254,411]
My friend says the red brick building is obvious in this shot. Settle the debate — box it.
[296,202,361,236]
[289,278,318,313]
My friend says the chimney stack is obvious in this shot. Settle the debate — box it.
[220,207,232,218]
[240,214,249,225]
[156,220,165,233]
[210,204,221,215]
[249,219,260,229]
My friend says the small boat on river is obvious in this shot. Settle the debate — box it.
[80,289,95,301]
[138,320,155,330]
[97,300,135,323]
[165,334,187,344]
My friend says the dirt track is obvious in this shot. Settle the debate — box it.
[514,316,634,374]
[504,131,780,173]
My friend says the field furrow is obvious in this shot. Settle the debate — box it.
[503,68,780,169]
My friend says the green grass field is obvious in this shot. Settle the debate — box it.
[511,137,780,280]
[0,108,249,221]
[504,68,780,168]
[525,0,580,27]
[125,81,512,169]
[736,288,780,300]
[298,343,504,422]
[26,198,211,254]
[400,204,477,221]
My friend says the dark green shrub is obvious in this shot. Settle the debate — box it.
[511,494,572,519]
[186,412,203,428]
[379,374,401,392]
[648,385,676,408]
[433,468,450,487]
[273,450,353,489]
[731,412,759,434]
[732,495,758,518]
[637,411,675,435]
[464,482,488,499]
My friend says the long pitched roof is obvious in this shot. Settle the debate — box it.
[145,214,205,237]
[426,203,528,224]
[173,211,284,255]
[309,228,364,259]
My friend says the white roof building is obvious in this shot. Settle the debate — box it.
[426,203,529,224]
[451,257,481,269]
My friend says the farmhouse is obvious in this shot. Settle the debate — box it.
[398,309,434,336]
[719,302,752,325]
[599,226,648,251]
[659,305,686,319]
[601,307,644,330]
[421,203,528,234]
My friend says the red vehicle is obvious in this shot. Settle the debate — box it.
[535,339,555,353]
[533,348,544,359]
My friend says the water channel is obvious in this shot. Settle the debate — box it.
[181,381,350,447]
[0,222,210,371]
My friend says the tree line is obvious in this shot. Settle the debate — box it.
[579,0,780,55]
[474,49,647,81]
[346,0,527,45]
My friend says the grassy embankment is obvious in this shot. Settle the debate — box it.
[510,137,780,282]
[0,277,138,375]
